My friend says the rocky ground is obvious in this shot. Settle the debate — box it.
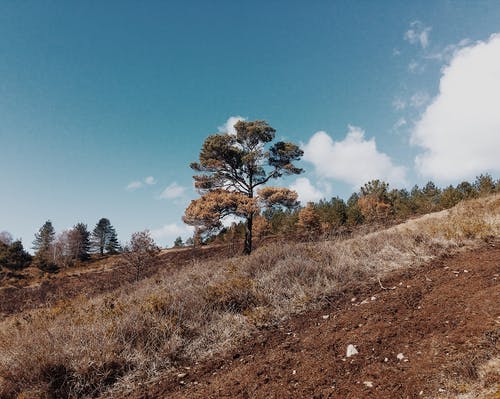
[129,242,499,399]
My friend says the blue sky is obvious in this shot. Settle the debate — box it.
[1,1,500,247]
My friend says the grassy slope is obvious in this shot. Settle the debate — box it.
[0,195,498,398]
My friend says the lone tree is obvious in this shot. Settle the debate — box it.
[33,220,56,255]
[122,230,160,281]
[184,120,303,254]
[92,218,120,255]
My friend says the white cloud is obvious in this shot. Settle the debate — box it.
[404,21,431,49]
[150,223,194,245]
[218,115,246,135]
[144,176,156,185]
[159,182,186,199]
[411,34,500,182]
[290,177,325,203]
[302,126,407,188]
[126,181,143,191]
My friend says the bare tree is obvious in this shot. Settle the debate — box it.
[0,231,13,245]
[121,230,160,281]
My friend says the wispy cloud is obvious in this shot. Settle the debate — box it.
[392,117,407,131]
[424,38,471,62]
[392,98,406,111]
[159,182,186,200]
[126,176,157,191]
[404,21,431,49]
[126,181,143,191]
[409,91,430,108]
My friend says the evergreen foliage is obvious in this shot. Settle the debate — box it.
[92,218,120,255]
[32,220,55,254]
[73,223,91,261]
[184,120,303,254]
[0,239,32,270]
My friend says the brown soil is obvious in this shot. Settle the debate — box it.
[132,242,500,399]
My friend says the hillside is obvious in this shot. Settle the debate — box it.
[0,195,498,398]
[133,242,500,399]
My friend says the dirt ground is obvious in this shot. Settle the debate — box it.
[131,242,500,399]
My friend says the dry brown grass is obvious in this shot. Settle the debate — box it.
[0,195,498,398]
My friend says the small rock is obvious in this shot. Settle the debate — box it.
[371,296,376,301]
[292,369,296,375]
[179,380,185,385]
[463,269,469,273]
[346,344,358,357]
[360,299,369,305]
[363,381,374,388]
[419,391,423,395]
[322,315,329,319]
[351,297,357,302]
[438,388,446,393]
[177,373,187,379]
[397,353,405,361]
[384,357,388,362]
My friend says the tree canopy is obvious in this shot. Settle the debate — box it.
[184,120,303,254]
[92,218,120,255]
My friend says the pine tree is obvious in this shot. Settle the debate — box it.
[184,120,303,254]
[0,240,32,270]
[173,236,184,247]
[32,220,56,254]
[92,218,119,255]
[105,225,120,254]
[73,223,91,260]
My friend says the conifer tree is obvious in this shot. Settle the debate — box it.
[92,218,119,255]
[184,120,303,254]
[73,223,91,260]
[0,239,32,270]
[32,220,56,254]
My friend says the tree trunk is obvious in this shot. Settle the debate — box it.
[243,214,253,255]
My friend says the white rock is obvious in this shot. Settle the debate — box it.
[397,353,405,361]
[322,315,329,319]
[384,357,388,362]
[371,296,376,301]
[177,373,187,378]
[363,381,374,388]
[346,344,358,357]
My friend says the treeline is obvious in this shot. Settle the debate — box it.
[0,218,120,272]
[209,173,499,243]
